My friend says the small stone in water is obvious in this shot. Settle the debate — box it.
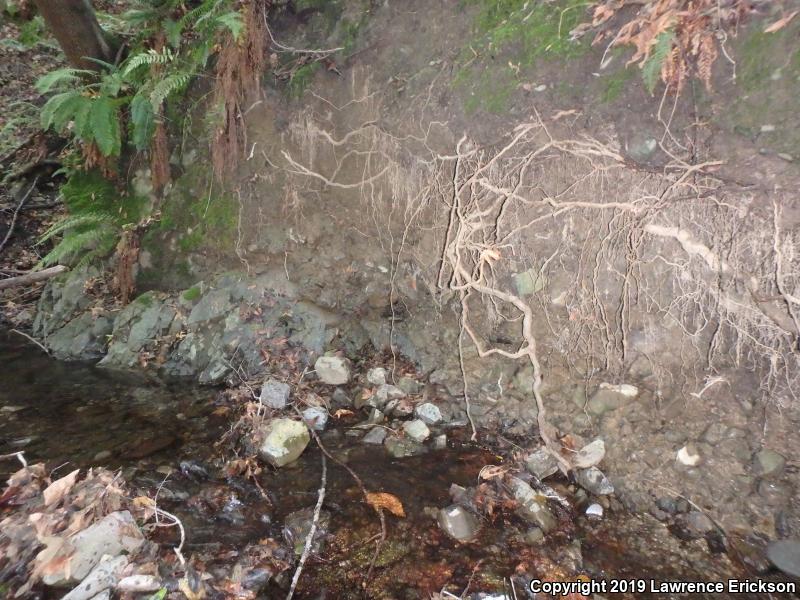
[575,467,614,495]
[362,427,387,445]
[438,505,480,541]
[676,444,702,466]
[366,367,387,386]
[574,439,606,469]
[403,419,430,442]
[585,503,603,518]
[301,406,328,431]
[766,539,800,578]
[524,447,559,480]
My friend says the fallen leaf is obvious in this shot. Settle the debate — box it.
[333,409,354,419]
[212,406,231,417]
[366,492,405,518]
[43,469,80,507]
[764,10,798,33]
[478,465,507,480]
[552,109,580,120]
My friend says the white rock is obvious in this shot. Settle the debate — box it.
[301,406,328,431]
[258,418,310,467]
[117,574,162,593]
[574,439,606,469]
[677,444,702,466]
[403,419,430,442]
[575,467,614,495]
[314,356,351,385]
[598,382,638,397]
[366,367,387,386]
[585,503,604,518]
[414,402,443,425]
[63,555,128,600]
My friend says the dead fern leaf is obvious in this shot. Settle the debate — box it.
[366,492,405,518]
[764,10,798,33]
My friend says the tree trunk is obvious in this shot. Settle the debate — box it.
[32,0,115,70]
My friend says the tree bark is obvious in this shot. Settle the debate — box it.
[32,0,115,70]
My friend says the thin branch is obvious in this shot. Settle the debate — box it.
[0,176,39,254]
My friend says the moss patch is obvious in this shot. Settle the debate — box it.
[183,285,201,302]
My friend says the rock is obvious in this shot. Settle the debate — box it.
[513,268,547,296]
[414,402,443,425]
[385,398,414,417]
[257,418,310,467]
[302,406,328,431]
[117,575,162,593]
[397,377,422,395]
[753,449,785,477]
[437,505,480,541]
[283,507,331,555]
[259,379,291,409]
[758,480,792,506]
[362,427,388,445]
[507,477,557,533]
[433,434,447,450]
[100,294,176,368]
[39,511,144,586]
[676,444,702,466]
[575,467,614,495]
[524,448,559,480]
[587,383,638,415]
[403,419,430,442]
[47,312,114,360]
[574,440,606,469]
[686,511,714,534]
[187,289,233,324]
[655,497,678,515]
[63,555,128,600]
[385,436,427,458]
[314,356,351,385]
[586,503,603,518]
[523,527,545,545]
[366,367,387,386]
[766,539,800,577]
[376,384,406,404]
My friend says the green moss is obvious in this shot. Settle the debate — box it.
[133,291,155,308]
[455,0,589,113]
[599,64,636,103]
[288,62,322,99]
[62,169,148,226]
[183,286,201,301]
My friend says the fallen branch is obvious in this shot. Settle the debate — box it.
[0,265,67,291]
[286,453,327,600]
[10,329,49,354]
[0,176,39,254]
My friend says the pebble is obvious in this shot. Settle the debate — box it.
[117,575,162,593]
[362,427,388,445]
[433,434,447,450]
[403,419,431,442]
[524,447,559,480]
[523,527,545,545]
[414,402,443,425]
[314,356,351,385]
[508,477,557,533]
[259,378,290,409]
[766,539,800,577]
[257,418,310,467]
[676,443,702,466]
[753,449,785,477]
[301,406,328,431]
[438,505,480,541]
[574,439,606,469]
[376,384,406,404]
[686,511,714,534]
[385,436,427,458]
[366,367,387,386]
[575,467,614,495]
[93,450,112,461]
[585,503,603,519]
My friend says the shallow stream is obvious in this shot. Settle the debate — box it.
[0,331,789,599]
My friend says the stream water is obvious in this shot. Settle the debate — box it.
[0,330,790,599]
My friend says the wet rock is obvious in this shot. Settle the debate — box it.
[367,408,384,424]
[433,434,447,450]
[686,511,714,534]
[367,367,387,386]
[39,511,144,586]
[676,443,702,466]
[524,447,558,480]
[101,294,176,368]
[587,383,638,415]
[179,460,210,480]
[385,398,414,417]
[508,477,557,533]
[438,505,480,541]
[758,480,792,506]
[574,439,606,469]
[753,449,785,477]
[260,379,290,409]
[655,497,678,515]
[283,506,331,555]
[362,427,388,445]
[523,527,545,545]
[33,264,101,339]
[575,467,614,495]
[767,539,800,577]
[47,312,114,361]
[403,419,430,442]
[730,535,771,574]
[63,555,128,600]
[117,575,162,593]
[302,406,328,431]
[314,356,351,385]
[385,436,427,458]
[414,402,443,425]
[257,418,310,467]
[586,503,604,519]
[241,568,273,592]
[187,288,233,325]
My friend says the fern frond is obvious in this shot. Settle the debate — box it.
[642,30,674,94]
[38,226,116,268]
[150,72,192,109]
[36,68,93,94]
[123,48,175,77]
[38,213,113,245]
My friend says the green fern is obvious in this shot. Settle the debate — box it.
[149,72,192,110]
[37,213,117,268]
[122,48,175,77]
[642,30,675,95]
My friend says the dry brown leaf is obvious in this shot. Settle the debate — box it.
[366,492,406,518]
[478,465,508,480]
[212,406,231,417]
[43,469,80,507]
[764,10,798,33]
[333,409,354,419]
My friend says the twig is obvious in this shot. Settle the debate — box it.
[0,451,27,467]
[286,453,327,600]
[0,265,67,290]
[0,176,39,254]
[10,329,49,354]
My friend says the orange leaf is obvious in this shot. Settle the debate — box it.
[333,409,354,419]
[43,469,80,507]
[366,492,405,517]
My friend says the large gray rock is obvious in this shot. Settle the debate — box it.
[438,505,480,541]
[257,418,310,467]
[575,467,614,495]
[260,378,291,409]
[314,356,351,385]
[101,293,176,368]
[33,264,101,338]
[63,555,128,600]
[39,511,144,586]
[187,288,233,325]
[507,477,557,533]
[47,312,113,361]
